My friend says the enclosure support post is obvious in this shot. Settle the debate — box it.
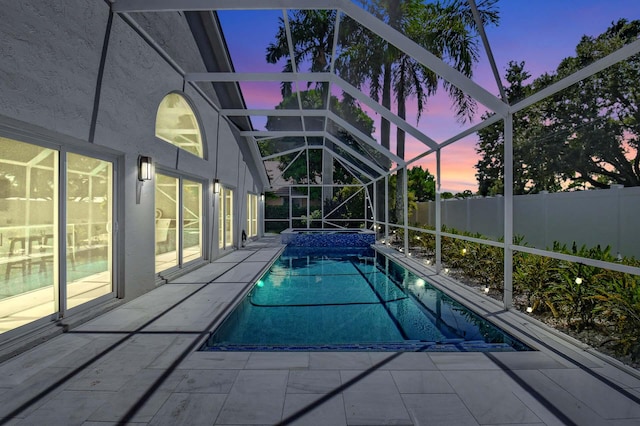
[321,184,325,229]
[372,180,377,231]
[306,150,310,229]
[504,113,514,310]
[403,166,409,256]
[289,186,292,229]
[364,184,367,229]
[435,149,442,273]
[385,174,389,244]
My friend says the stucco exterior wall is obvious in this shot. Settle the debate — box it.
[0,0,262,305]
[0,1,107,140]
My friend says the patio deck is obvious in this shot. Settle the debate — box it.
[0,236,639,425]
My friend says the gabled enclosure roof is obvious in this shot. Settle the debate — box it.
[112,0,640,189]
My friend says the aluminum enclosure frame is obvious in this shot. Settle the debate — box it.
[110,0,640,310]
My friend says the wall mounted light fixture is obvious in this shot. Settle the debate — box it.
[138,155,152,181]
[260,193,264,202]
[214,179,220,194]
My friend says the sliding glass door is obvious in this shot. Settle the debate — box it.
[182,179,202,263]
[0,137,115,335]
[155,174,179,272]
[246,193,258,238]
[155,173,203,273]
[218,187,233,250]
[66,153,113,310]
[0,138,58,333]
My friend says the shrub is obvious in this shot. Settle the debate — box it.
[389,224,640,360]
[514,252,561,317]
[551,244,612,330]
[593,260,640,359]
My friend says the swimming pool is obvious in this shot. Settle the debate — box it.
[201,246,531,352]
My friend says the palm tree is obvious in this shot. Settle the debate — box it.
[266,2,499,222]
[339,0,499,220]
[266,9,338,99]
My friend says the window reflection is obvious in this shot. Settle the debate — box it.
[155,173,179,273]
[247,193,258,237]
[0,137,58,333]
[155,93,204,158]
[218,188,224,250]
[218,187,234,249]
[156,174,203,272]
[182,179,202,263]
[66,153,113,310]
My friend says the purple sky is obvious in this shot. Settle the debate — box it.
[218,1,640,192]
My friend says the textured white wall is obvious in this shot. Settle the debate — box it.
[0,0,262,302]
[0,1,107,140]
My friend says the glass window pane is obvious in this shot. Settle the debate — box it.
[252,195,257,236]
[0,137,58,333]
[246,194,258,238]
[66,153,113,310]
[155,173,179,272]
[246,194,251,238]
[218,188,224,249]
[182,179,202,263]
[225,189,233,248]
[155,93,204,158]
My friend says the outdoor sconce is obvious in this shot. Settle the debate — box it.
[138,155,152,181]
[214,179,220,194]
[260,193,264,202]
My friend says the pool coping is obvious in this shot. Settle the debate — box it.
[375,244,640,380]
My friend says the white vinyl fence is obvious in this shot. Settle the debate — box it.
[413,186,640,258]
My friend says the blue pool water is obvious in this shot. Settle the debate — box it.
[201,247,531,352]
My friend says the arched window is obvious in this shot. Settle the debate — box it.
[155,93,204,158]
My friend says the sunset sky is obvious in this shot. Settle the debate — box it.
[218,1,640,193]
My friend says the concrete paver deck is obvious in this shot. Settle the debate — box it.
[0,236,639,425]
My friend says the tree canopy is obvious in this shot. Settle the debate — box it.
[476,19,640,195]
[407,165,436,202]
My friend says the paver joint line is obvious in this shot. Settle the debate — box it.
[0,246,279,425]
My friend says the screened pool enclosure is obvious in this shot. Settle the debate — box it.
[2,0,638,343]
[3,2,640,423]
[111,0,640,314]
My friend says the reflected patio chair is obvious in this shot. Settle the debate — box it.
[3,237,28,280]
[27,235,48,274]
[30,233,76,273]
[155,219,173,254]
